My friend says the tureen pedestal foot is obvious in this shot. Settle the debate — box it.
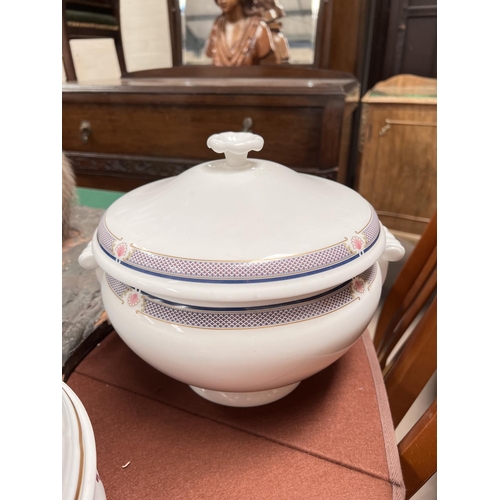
[189,382,300,407]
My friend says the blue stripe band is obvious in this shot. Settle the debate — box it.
[99,230,379,284]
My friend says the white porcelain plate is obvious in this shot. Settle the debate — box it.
[62,383,106,500]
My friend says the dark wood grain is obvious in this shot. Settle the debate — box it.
[383,0,437,79]
[62,4,77,81]
[383,298,437,428]
[65,25,118,38]
[62,92,342,107]
[118,65,358,84]
[63,103,323,166]
[377,247,436,367]
[319,100,345,171]
[398,399,437,499]
[166,0,182,66]
[368,0,437,87]
[110,0,127,75]
[65,151,194,175]
[66,151,339,192]
[66,151,193,190]
[337,94,359,185]
[372,210,437,497]
[374,212,437,351]
[328,0,370,78]
[316,0,334,68]
[62,73,359,189]
[366,0,392,89]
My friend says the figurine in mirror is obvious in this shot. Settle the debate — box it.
[205,0,290,66]
[258,1,290,63]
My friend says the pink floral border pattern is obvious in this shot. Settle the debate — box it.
[98,207,380,281]
[105,264,377,329]
[107,274,129,299]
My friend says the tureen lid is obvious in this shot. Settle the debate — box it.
[92,132,385,304]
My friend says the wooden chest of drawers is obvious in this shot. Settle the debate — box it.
[62,73,359,191]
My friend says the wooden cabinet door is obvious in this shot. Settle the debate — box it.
[357,103,437,235]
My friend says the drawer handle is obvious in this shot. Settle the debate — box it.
[241,117,253,132]
[79,120,92,143]
[379,119,437,136]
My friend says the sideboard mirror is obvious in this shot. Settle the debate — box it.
[63,0,336,79]
[178,0,322,66]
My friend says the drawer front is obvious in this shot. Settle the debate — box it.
[62,103,324,168]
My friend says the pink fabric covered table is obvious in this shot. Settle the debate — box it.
[67,330,404,499]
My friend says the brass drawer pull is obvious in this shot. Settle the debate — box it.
[379,119,437,136]
[80,120,92,143]
[241,117,253,132]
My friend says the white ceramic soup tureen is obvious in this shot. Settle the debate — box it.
[79,132,404,407]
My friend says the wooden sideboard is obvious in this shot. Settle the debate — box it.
[62,69,359,191]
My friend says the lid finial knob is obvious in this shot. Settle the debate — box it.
[207,132,264,168]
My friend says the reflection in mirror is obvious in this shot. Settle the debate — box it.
[121,0,173,72]
[180,0,320,66]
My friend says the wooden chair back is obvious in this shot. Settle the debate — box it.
[375,213,437,499]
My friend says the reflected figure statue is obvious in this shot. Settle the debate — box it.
[206,0,276,66]
[257,0,291,63]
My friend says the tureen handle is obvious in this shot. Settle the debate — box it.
[378,226,406,284]
[78,240,97,270]
[207,132,264,168]
[78,239,105,285]
[382,226,406,262]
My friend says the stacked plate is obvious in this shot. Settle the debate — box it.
[62,382,106,500]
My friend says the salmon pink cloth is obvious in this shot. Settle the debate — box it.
[67,331,404,499]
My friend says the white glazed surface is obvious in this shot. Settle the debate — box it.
[379,226,406,283]
[62,383,106,500]
[62,388,80,500]
[90,215,386,308]
[190,383,301,407]
[94,473,106,500]
[87,132,387,305]
[101,169,376,262]
[92,224,385,307]
[100,264,382,395]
